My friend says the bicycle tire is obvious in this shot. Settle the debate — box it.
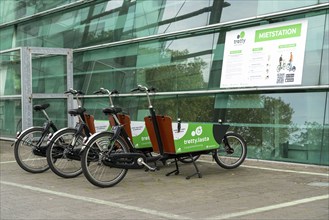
[14,126,50,173]
[81,131,128,188]
[214,132,247,169]
[46,127,84,178]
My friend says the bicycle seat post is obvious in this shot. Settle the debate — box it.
[145,87,153,108]
[76,93,82,108]
[99,88,121,125]
[105,88,114,108]
[41,109,50,121]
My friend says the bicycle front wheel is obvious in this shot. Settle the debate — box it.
[47,128,84,178]
[14,127,50,173]
[214,132,247,169]
[81,131,129,188]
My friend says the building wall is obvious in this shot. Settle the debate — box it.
[0,0,328,165]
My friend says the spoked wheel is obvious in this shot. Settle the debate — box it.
[214,132,247,169]
[46,128,84,178]
[177,155,201,164]
[81,131,129,188]
[14,127,50,173]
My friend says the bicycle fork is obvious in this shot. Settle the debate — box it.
[222,136,234,154]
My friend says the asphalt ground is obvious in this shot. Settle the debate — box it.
[1,140,328,220]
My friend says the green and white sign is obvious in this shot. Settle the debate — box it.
[130,121,152,149]
[172,122,221,154]
[221,19,308,88]
[94,120,152,149]
[94,120,110,132]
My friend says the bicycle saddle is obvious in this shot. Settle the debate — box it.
[103,107,122,115]
[33,103,50,111]
[68,107,86,116]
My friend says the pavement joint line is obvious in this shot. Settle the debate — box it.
[206,194,329,220]
[197,159,329,177]
[0,160,17,164]
[0,180,192,220]
[0,158,46,164]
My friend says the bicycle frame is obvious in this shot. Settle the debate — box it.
[71,114,91,151]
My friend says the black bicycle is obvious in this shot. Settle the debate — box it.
[14,104,58,173]
[81,85,247,187]
[46,88,96,178]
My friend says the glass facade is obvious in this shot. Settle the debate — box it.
[1,0,328,166]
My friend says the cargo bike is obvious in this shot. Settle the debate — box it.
[81,85,247,188]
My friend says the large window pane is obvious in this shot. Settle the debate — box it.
[0,0,81,24]
[302,12,327,85]
[320,11,329,84]
[31,54,67,93]
[0,27,14,50]
[0,50,21,95]
[75,33,217,93]
[0,99,21,138]
[215,92,328,165]
[257,0,321,15]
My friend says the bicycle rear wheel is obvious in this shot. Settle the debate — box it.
[14,127,50,173]
[47,128,84,178]
[81,131,128,188]
[214,132,247,169]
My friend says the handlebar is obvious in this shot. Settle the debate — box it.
[64,88,84,96]
[131,85,156,108]
[93,88,119,107]
[130,85,156,93]
[64,88,84,107]
[93,88,119,95]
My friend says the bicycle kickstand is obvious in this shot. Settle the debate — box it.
[166,158,180,176]
[186,154,202,180]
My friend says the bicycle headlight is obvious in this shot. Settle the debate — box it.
[83,137,89,144]
[16,131,21,138]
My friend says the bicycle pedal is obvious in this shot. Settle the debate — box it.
[137,158,156,171]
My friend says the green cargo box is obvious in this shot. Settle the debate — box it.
[144,116,229,154]
[95,119,229,153]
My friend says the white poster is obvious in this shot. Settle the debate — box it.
[220,19,308,88]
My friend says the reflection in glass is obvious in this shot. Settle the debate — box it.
[215,92,328,165]
[0,50,21,95]
[0,99,21,138]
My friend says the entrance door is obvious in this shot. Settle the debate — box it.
[20,47,74,130]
